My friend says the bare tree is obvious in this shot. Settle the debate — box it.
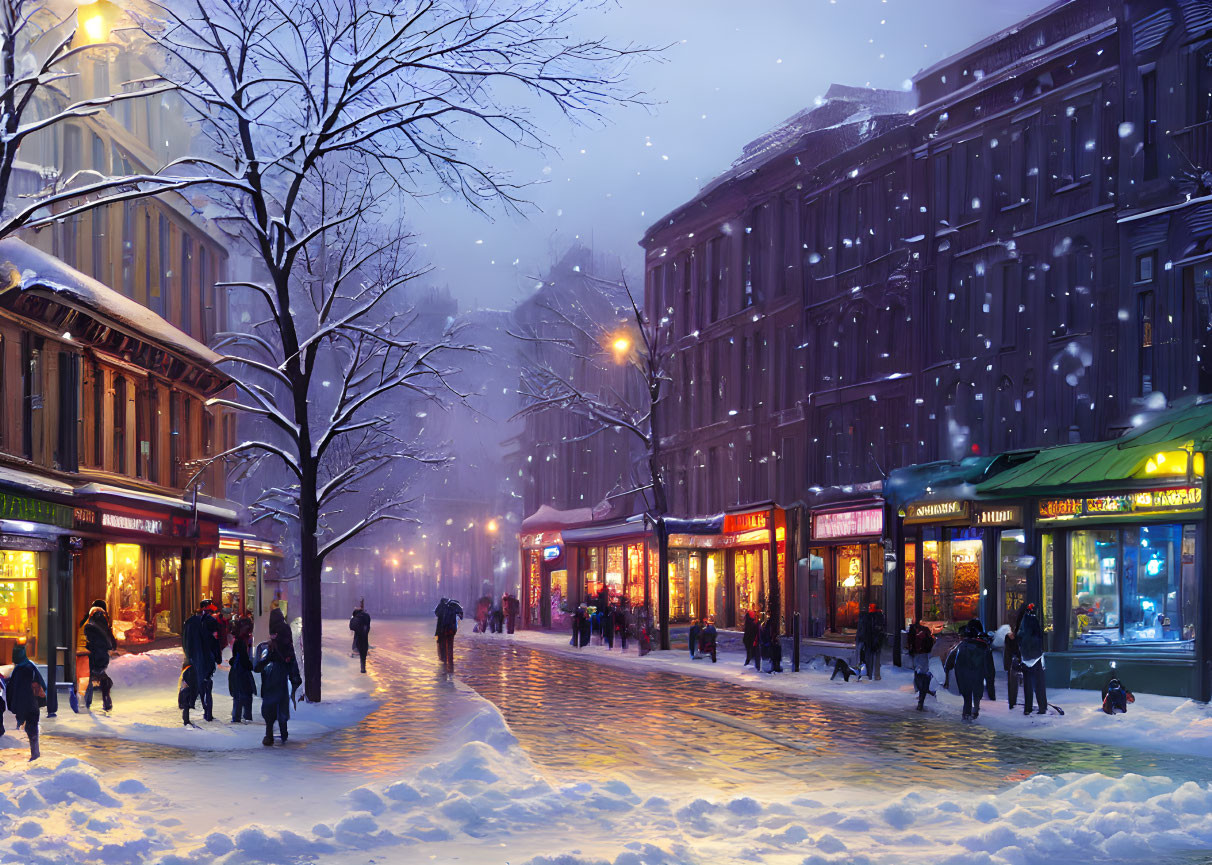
[139,0,651,699]
[512,267,674,649]
[0,0,191,237]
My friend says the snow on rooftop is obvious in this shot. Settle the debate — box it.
[0,238,224,370]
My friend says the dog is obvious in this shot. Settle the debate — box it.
[828,656,861,682]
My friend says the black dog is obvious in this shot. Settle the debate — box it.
[829,657,861,682]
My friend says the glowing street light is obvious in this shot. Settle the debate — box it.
[486,519,499,533]
[77,1,118,44]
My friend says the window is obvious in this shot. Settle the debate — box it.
[707,237,722,322]
[993,377,1017,452]
[155,214,169,317]
[961,138,982,216]
[678,253,691,335]
[780,194,798,294]
[144,210,152,306]
[56,352,78,472]
[181,233,194,334]
[1139,290,1156,395]
[934,150,953,226]
[21,334,41,462]
[1143,69,1159,180]
[838,185,858,269]
[170,391,181,486]
[1136,252,1156,283]
[1070,525,1196,648]
[92,363,103,467]
[113,375,127,474]
[1000,262,1018,350]
[1059,102,1095,186]
[0,551,40,660]
[149,383,159,482]
[200,246,214,341]
[136,385,149,479]
[121,202,135,296]
[742,225,755,308]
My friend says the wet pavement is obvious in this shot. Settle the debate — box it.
[43,619,1212,798]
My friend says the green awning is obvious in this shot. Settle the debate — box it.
[977,400,1212,496]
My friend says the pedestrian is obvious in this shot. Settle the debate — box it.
[615,600,629,651]
[0,664,7,736]
[503,593,519,634]
[215,604,231,655]
[182,600,221,722]
[434,597,463,672]
[856,603,886,681]
[7,643,46,761]
[602,600,615,649]
[254,625,302,745]
[688,618,701,660]
[759,615,783,673]
[179,660,197,727]
[491,605,504,634]
[231,609,254,653]
[228,635,256,723]
[1003,623,1022,710]
[349,605,372,673]
[906,620,936,711]
[742,609,760,671]
[578,603,591,647]
[1014,602,1048,715]
[944,619,996,721]
[83,603,117,712]
[698,619,718,662]
[1102,676,1135,714]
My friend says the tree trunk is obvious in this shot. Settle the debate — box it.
[299,456,323,702]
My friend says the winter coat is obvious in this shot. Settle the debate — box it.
[1002,630,1021,672]
[228,639,257,699]
[7,649,46,719]
[945,635,996,700]
[742,612,759,649]
[349,610,371,652]
[182,612,221,677]
[254,639,301,721]
[907,624,935,658]
[1015,607,1045,667]
[83,609,117,671]
[504,596,520,618]
[856,609,887,653]
[434,600,463,636]
[231,614,254,649]
[699,624,718,649]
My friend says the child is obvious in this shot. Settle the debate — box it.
[228,636,257,723]
[1102,677,1135,714]
[8,643,46,760]
[179,661,198,727]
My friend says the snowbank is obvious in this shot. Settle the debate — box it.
[508,629,1212,760]
[42,620,379,750]
[5,666,1212,864]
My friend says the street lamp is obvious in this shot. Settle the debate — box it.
[609,332,632,364]
[77,0,118,44]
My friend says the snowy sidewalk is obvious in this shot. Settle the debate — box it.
[1,620,380,752]
[502,628,1212,760]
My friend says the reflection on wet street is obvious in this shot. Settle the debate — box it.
[46,620,1212,798]
[456,633,1212,793]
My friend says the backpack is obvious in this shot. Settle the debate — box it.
[909,626,934,656]
[1017,610,1043,661]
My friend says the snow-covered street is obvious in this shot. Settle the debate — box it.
[4,620,1212,864]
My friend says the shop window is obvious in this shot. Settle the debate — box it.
[625,542,645,606]
[807,550,826,637]
[605,544,624,598]
[733,547,764,628]
[834,544,864,632]
[921,531,982,629]
[997,530,1028,628]
[527,550,541,624]
[1041,533,1055,639]
[0,551,40,659]
[668,550,690,622]
[152,552,181,638]
[687,554,701,622]
[106,543,151,645]
[903,542,916,628]
[706,552,723,624]
[1072,525,1196,647]
[551,569,569,622]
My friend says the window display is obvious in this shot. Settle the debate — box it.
[151,551,181,639]
[668,550,690,621]
[582,547,601,596]
[106,543,153,645]
[605,544,624,597]
[0,551,39,656]
[625,542,645,604]
[550,569,569,625]
[687,553,701,622]
[706,552,723,624]
[1072,524,1196,648]
[921,532,982,629]
[527,549,541,623]
[834,544,864,631]
[903,543,916,627]
[732,548,763,627]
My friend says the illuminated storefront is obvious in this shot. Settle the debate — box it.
[520,530,562,629]
[208,532,288,633]
[808,504,884,637]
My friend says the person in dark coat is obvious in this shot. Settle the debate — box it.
[254,627,301,745]
[349,607,372,673]
[698,619,718,662]
[179,660,198,726]
[83,604,117,712]
[434,598,463,672]
[231,610,254,652]
[688,618,702,659]
[503,593,520,634]
[1003,625,1022,710]
[759,616,782,673]
[182,600,222,722]
[7,643,46,761]
[944,619,997,721]
[228,635,257,723]
[490,605,504,634]
[1102,677,1135,714]
[856,603,886,681]
[742,609,760,671]
[906,620,936,711]
[1014,602,1048,715]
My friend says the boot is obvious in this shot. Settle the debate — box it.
[263,722,274,746]
[84,681,93,710]
[102,682,113,713]
[28,729,39,761]
[279,721,288,744]
[360,658,366,674]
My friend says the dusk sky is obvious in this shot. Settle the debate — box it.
[417,0,1057,310]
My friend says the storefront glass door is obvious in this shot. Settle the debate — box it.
[997,530,1028,628]
[921,530,983,630]
[0,551,40,660]
[732,548,763,627]
[903,542,916,627]
[706,552,723,624]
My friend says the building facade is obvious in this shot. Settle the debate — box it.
[634,0,1212,697]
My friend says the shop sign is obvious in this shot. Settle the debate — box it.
[813,508,883,540]
[974,506,1022,527]
[0,491,74,529]
[100,511,166,535]
[542,544,562,562]
[0,533,55,551]
[1038,486,1204,521]
[522,531,560,548]
[904,500,970,524]
[723,511,769,534]
[74,507,97,529]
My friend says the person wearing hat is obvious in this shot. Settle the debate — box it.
[1014,601,1048,715]
[182,600,221,722]
[8,643,46,760]
[944,619,997,721]
[83,603,117,712]
[856,602,887,681]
